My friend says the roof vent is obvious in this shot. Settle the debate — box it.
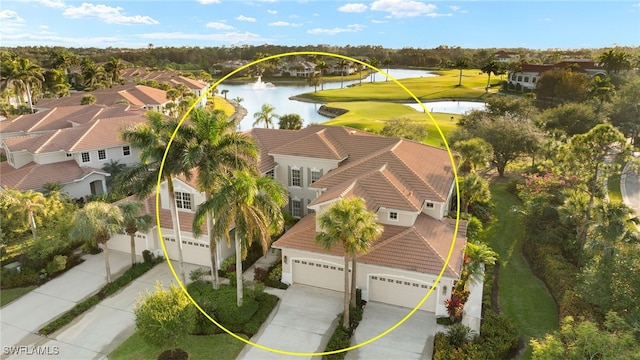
[349,130,356,134]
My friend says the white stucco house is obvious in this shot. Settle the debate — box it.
[111,125,478,321]
[0,104,147,199]
[507,59,607,92]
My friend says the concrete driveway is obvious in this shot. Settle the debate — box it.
[238,284,343,359]
[345,302,440,360]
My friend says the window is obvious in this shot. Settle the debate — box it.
[265,169,274,179]
[66,153,72,158]
[81,152,90,163]
[123,146,131,156]
[175,192,192,210]
[524,76,530,83]
[292,199,302,217]
[517,75,523,82]
[426,202,434,208]
[98,149,107,160]
[389,212,398,220]
[310,169,320,183]
[291,168,301,187]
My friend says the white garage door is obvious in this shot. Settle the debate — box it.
[292,259,345,292]
[368,275,437,312]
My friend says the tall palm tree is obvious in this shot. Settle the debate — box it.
[336,59,349,88]
[41,181,68,200]
[253,103,278,129]
[368,57,379,83]
[454,57,469,86]
[187,108,259,289]
[5,58,44,113]
[278,114,303,130]
[70,201,123,283]
[315,60,328,90]
[49,49,79,76]
[118,201,153,267]
[383,57,392,81]
[104,57,126,86]
[120,111,195,284]
[194,170,287,306]
[316,197,383,328]
[19,190,47,240]
[481,59,500,93]
[102,159,127,192]
[459,172,491,214]
[559,188,590,249]
[81,58,108,90]
[598,49,631,75]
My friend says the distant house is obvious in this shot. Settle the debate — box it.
[121,69,210,108]
[108,125,481,328]
[507,59,606,92]
[494,50,521,64]
[0,104,146,199]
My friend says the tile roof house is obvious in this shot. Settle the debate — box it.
[1,104,147,199]
[108,125,477,322]
[507,59,607,92]
[121,68,210,108]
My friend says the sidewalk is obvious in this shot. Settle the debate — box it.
[0,251,131,352]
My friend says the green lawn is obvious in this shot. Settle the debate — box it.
[485,183,559,359]
[295,69,498,102]
[607,153,626,204]
[108,331,248,360]
[322,101,459,147]
[0,286,36,307]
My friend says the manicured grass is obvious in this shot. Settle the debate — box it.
[0,286,36,307]
[607,153,625,204]
[208,96,235,117]
[485,183,559,359]
[322,101,459,147]
[295,69,499,102]
[108,331,248,360]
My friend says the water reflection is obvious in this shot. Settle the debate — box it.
[216,69,481,131]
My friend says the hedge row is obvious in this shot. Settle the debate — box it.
[38,259,159,335]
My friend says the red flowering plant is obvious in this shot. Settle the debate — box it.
[445,296,464,323]
[517,172,577,203]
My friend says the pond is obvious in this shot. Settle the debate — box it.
[216,69,484,130]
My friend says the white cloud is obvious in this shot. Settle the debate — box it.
[371,19,387,23]
[307,24,364,36]
[0,32,122,47]
[267,10,278,14]
[339,3,368,13]
[0,10,26,33]
[313,13,320,16]
[198,0,221,3]
[39,25,49,29]
[38,0,66,8]
[236,15,257,22]
[63,3,159,25]
[0,9,25,22]
[370,0,437,18]
[140,31,268,44]
[268,21,302,27]
[543,18,552,21]
[206,21,235,30]
[449,5,460,11]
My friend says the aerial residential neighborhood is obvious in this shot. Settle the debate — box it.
[1,1,640,360]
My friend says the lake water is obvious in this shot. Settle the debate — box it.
[216,69,484,130]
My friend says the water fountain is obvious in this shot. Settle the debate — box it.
[251,76,275,90]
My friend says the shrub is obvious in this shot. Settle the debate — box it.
[242,293,278,336]
[1,267,40,288]
[254,267,267,282]
[268,263,282,283]
[189,267,211,283]
[476,309,520,359]
[447,323,475,348]
[46,255,67,275]
[264,262,288,289]
[213,288,259,331]
[220,256,236,276]
[323,323,351,360]
[142,250,153,264]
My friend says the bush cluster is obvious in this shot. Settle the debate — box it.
[323,323,351,360]
[0,268,40,288]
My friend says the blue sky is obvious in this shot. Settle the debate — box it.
[1,0,639,49]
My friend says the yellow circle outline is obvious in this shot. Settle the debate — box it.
[155,51,461,357]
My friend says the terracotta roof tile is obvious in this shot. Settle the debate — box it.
[273,213,466,277]
[269,128,348,160]
[0,160,107,191]
[119,85,168,106]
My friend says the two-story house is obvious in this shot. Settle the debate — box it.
[109,125,476,323]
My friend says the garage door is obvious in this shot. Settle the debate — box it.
[368,275,437,312]
[292,259,345,292]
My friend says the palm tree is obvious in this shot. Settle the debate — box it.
[118,201,153,267]
[454,57,469,86]
[49,49,79,76]
[221,89,229,99]
[102,159,127,192]
[194,170,287,306]
[186,108,259,289]
[316,197,383,328]
[70,201,123,283]
[336,59,349,88]
[559,188,590,249]
[5,58,44,113]
[253,103,278,129]
[41,181,67,200]
[315,60,328,90]
[368,57,379,83]
[81,58,107,90]
[481,59,500,93]
[120,111,195,284]
[278,113,303,130]
[461,242,498,286]
[307,73,320,92]
[19,190,47,240]
[459,173,491,214]
[104,57,126,86]
[383,57,392,81]
[598,49,631,75]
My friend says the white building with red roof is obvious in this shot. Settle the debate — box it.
[108,125,479,327]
